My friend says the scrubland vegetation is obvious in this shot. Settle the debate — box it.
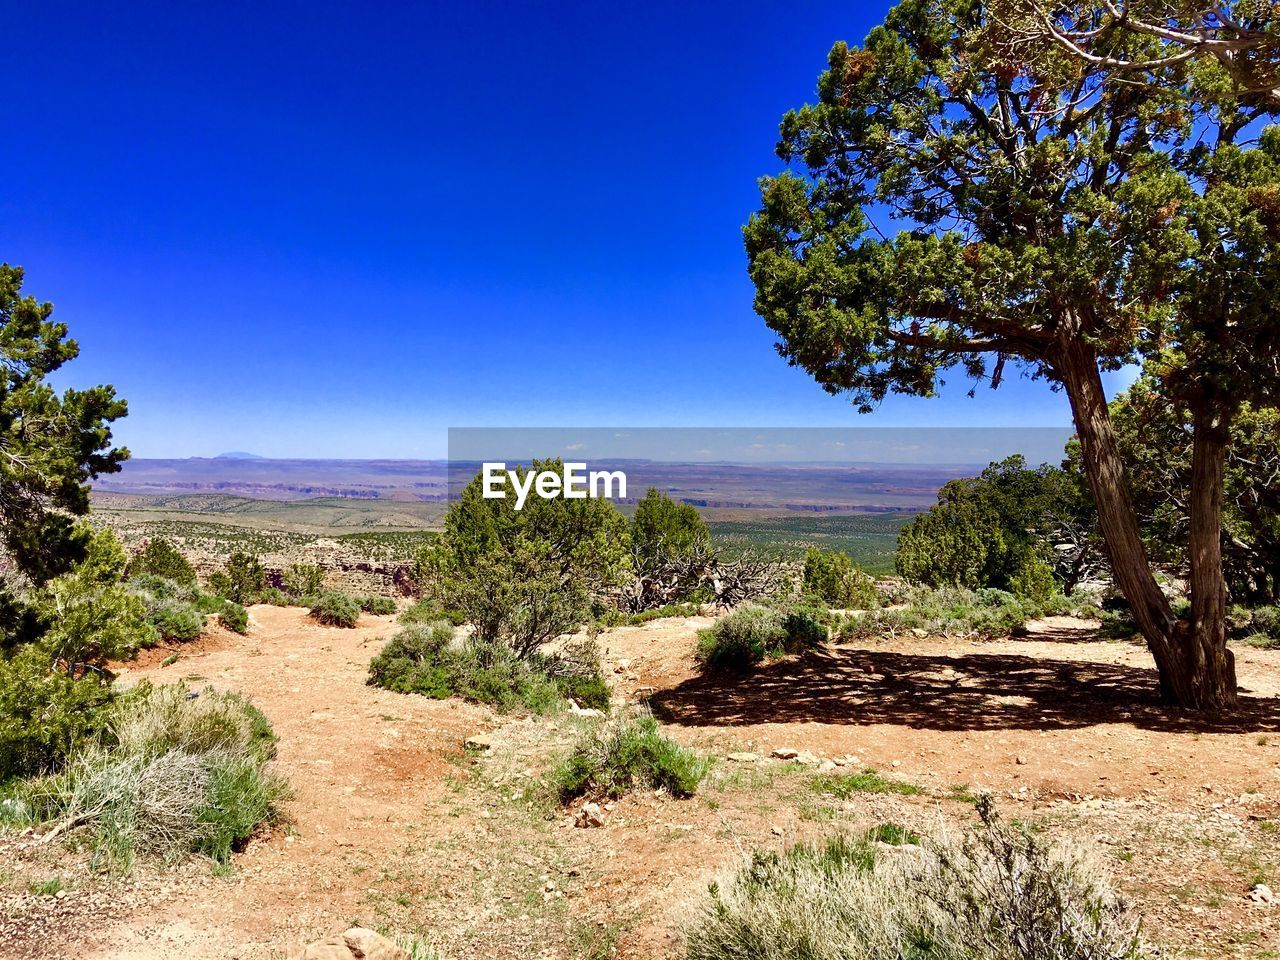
[683,798,1144,960]
[6,0,1280,955]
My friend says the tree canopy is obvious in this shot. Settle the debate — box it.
[0,265,129,584]
[745,0,1280,708]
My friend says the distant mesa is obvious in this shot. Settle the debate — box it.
[214,452,265,460]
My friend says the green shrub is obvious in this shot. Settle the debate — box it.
[310,591,361,628]
[598,602,702,627]
[361,594,398,616]
[838,585,1082,641]
[149,601,205,643]
[282,563,325,598]
[219,602,249,635]
[24,685,287,869]
[0,645,116,779]
[417,459,630,660]
[36,535,160,665]
[258,587,290,607]
[802,549,879,608]
[399,598,467,626]
[368,625,609,714]
[553,710,709,801]
[1232,605,1280,648]
[683,798,1144,960]
[127,574,192,604]
[127,538,196,587]
[696,605,827,673]
[535,637,612,711]
[207,552,266,604]
[191,591,229,615]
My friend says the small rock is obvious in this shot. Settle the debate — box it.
[567,701,604,718]
[726,752,760,763]
[617,658,632,670]
[288,926,410,960]
[1015,756,1028,765]
[796,752,819,766]
[772,747,799,760]
[818,760,837,772]
[575,802,606,828]
[464,733,493,751]
[890,760,901,768]
[1249,883,1275,905]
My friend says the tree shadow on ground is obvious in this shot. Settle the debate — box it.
[647,646,1280,734]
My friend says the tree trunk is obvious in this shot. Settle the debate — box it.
[1054,338,1236,709]
[1183,402,1238,708]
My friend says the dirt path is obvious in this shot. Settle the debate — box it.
[73,605,487,960]
[8,610,1280,959]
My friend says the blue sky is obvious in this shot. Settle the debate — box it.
[3,1,1127,459]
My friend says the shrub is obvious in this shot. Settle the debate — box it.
[148,601,205,643]
[368,624,609,714]
[310,591,361,628]
[896,456,1100,598]
[553,710,709,801]
[207,552,266,604]
[127,538,196,587]
[0,645,116,779]
[282,563,325,598]
[837,585,1080,641]
[599,602,702,627]
[535,636,612,711]
[695,605,827,673]
[683,798,1145,960]
[219,602,249,635]
[417,459,630,660]
[360,594,398,616]
[26,685,287,869]
[258,587,290,607]
[127,574,193,604]
[36,534,160,666]
[802,549,878,608]
[399,598,466,626]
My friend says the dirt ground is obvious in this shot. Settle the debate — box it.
[3,607,1278,959]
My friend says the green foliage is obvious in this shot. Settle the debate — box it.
[1092,380,1280,604]
[896,458,1095,599]
[148,600,205,643]
[553,711,710,801]
[598,602,702,628]
[368,623,610,714]
[218,601,249,635]
[22,685,287,869]
[127,538,196,587]
[282,563,325,598]
[258,587,290,607]
[399,598,466,626]
[839,585,1089,641]
[0,265,129,585]
[695,605,827,673]
[309,591,361,628]
[809,769,923,799]
[627,487,714,609]
[207,551,266,604]
[683,799,1144,960]
[360,594,398,616]
[417,459,630,659]
[0,644,116,779]
[802,548,878,608]
[35,529,159,667]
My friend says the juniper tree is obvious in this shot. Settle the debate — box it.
[745,0,1280,708]
[0,265,128,584]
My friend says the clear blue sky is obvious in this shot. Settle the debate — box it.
[4,1,1124,459]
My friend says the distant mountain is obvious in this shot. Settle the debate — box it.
[214,452,265,460]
